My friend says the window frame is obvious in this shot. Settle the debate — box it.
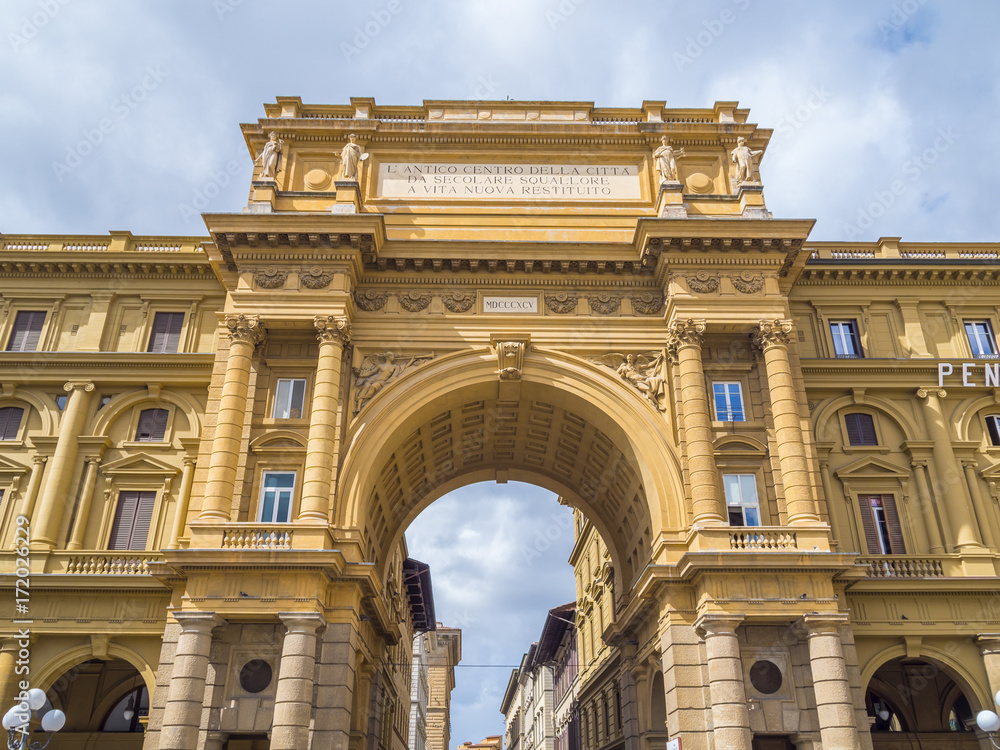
[258,470,296,523]
[723,473,762,527]
[829,319,863,358]
[986,415,1000,447]
[712,381,746,422]
[857,493,906,556]
[965,319,998,359]
[6,310,47,353]
[107,490,157,551]
[146,311,186,353]
[844,412,879,447]
[0,406,25,441]
[134,407,170,443]
[272,378,308,420]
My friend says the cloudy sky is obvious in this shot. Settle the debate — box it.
[3,0,998,743]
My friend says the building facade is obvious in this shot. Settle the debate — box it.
[0,96,999,749]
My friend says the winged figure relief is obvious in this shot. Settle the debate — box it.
[590,351,667,411]
[353,351,434,413]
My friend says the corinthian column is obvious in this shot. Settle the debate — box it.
[200,315,266,521]
[31,381,95,549]
[298,316,351,522]
[751,320,818,525]
[159,612,224,750]
[696,614,752,750]
[916,388,982,550]
[803,613,861,750]
[667,319,725,525]
[271,612,326,750]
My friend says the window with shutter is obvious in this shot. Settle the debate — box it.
[135,408,169,442]
[146,312,184,353]
[6,311,46,352]
[273,379,307,419]
[0,407,24,440]
[845,413,878,446]
[108,491,156,550]
[857,494,905,554]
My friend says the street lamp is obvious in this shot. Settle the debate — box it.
[976,690,1000,748]
[2,689,65,750]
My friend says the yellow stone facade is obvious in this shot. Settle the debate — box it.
[1,97,999,749]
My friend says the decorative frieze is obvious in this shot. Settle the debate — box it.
[442,292,475,313]
[398,291,433,312]
[300,267,334,289]
[354,289,389,311]
[732,271,764,294]
[545,292,578,314]
[587,292,621,315]
[254,266,287,289]
[685,272,719,294]
[630,291,665,315]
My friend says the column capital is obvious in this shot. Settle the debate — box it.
[225,314,266,346]
[63,380,95,393]
[800,612,850,635]
[977,634,1000,655]
[172,611,226,634]
[694,613,745,638]
[916,387,946,400]
[314,315,351,345]
[750,318,793,352]
[31,455,47,466]
[665,318,706,361]
[279,611,327,635]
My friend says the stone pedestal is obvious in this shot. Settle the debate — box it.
[737,181,771,218]
[333,180,362,213]
[656,181,687,218]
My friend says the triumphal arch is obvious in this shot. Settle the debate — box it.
[3,97,1000,750]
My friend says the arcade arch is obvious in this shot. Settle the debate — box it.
[338,347,686,588]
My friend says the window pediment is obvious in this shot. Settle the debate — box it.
[834,456,909,481]
[250,430,307,454]
[101,452,180,478]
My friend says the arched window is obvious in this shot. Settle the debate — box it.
[135,408,169,442]
[0,406,24,440]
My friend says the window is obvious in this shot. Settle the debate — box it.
[6,311,45,352]
[987,416,1000,447]
[858,494,905,555]
[845,413,878,446]
[259,471,295,523]
[830,320,862,358]
[146,312,184,353]
[135,408,169,442]
[54,395,67,410]
[0,406,24,440]
[965,320,998,358]
[724,474,760,526]
[713,382,745,421]
[108,491,156,550]
[273,378,306,419]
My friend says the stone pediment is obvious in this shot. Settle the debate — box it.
[978,461,1000,480]
[713,435,768,457]
[0,454,28,480]
[101,452,180,478]
[834,456,909,481]
[249,431,307,454]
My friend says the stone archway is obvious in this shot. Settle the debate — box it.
[337,346,686,591]
[866,656,982,748]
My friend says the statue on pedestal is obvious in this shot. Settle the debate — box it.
[653,135,686,184]
[339,133,367,181]
[730,136,763,186]
[255,132,283,181]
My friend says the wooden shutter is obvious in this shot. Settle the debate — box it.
[147,313,184,353]
[135,408,168,441]
[7,311,45,352]
[108,491,156,550]
[881,494,906,554]
[845,413,877,445]
[0,407,24,440]
[857,495,881,554]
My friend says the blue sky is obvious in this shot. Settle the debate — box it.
[3,0,999,744]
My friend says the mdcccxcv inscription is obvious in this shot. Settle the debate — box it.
[378,162,642,200]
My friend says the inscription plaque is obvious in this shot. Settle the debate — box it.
[483,296,539,314]
[378,162,642,200]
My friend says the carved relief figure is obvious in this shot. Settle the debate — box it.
[339,133,366,181]
[591,352,667,410]
[255,132,283,180]
[653,135,686,183]
[353,351,433,413]
[730,136,763,185]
